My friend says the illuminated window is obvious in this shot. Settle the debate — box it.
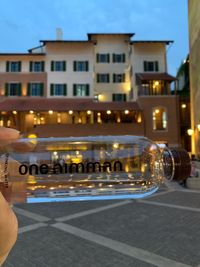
[152,107,167,130]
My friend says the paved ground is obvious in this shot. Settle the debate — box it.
[3,182,200,267]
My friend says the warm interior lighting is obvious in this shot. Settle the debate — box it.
[124,110,129,115]
[187,129,194,136]
[48,110,53,115]
[0,120,3,127]
[113,143,119,149]
[69,110,73,115]
[28,134,37,139]
[197,124,200,132]
[12,111,17,115]
[29,110,34,114]
[87,110,91,115]
[7,120,11,127]
[181,104,186,109]
[155,109,160,114]
[57,113,61,124]
[106,110,111,115]
[154,81,159,86]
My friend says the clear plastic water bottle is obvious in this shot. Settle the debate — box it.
[0,136,191,203]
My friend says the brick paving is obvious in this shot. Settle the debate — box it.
[3,184,200,267]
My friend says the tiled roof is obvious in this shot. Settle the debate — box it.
[136,73,176,82]
[0,98,141,111]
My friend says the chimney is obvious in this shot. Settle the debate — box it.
[56,28,63,40]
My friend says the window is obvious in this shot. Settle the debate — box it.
[50,84,67,96]
[73,61,89,71]
[30,61,45,72]
[5,83,21,96]
[96,54,110,63]
[97,74,110,83]
[113,74,125,83]
[27,83,44,96]
[6,61,21,72]
[73,84,90,96]
[112,94,126,102]
[51,61,66,71]
[152,107,167,130]
[112,53,125,63]
[143,61,159,72]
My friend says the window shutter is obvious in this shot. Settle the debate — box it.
[73,84,76,96]
[123,73,125,82]
[112,94,116,101]
[85,61,89,71]
[27,83,31,96]
[30,61,33,72]
[73,61,76,71]
[18,61,21,72]
[6,61,9,72]
[123,53,126,63]
[18,83,22,96]
[155,61,159,72]
[63,61,66,71]
[41,61,45,72]
[113,54,115,63]
[40,83,44,96]
[51,61,54,71]
[50,84,54,96]
[107,54,110,63]
[5,83,8,96]
[96,54,99,63]
[144,61,148,72]
[86,84,89,96]
[97,74,100,83]
[107,74,110,83]
[63,84,67,96]
[113,74,116,83]
[123,94,127,101]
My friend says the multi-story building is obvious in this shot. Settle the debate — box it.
[188,0,200,157]
[0,33,180,147]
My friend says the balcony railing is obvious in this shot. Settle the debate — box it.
[138,86,170,96]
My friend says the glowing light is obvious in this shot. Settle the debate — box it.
[48,110,53,115]
[181,104,186,109]
[107,110,111,115]
[113,143,119,149]
[87,110,91,115]
[187,129,194,136]
[154,81,159,86]
[124,110,129,114]
[197,124,200,132]
[69,110,73,115]
[155,109,160,114]
[29,110,34,114]
[12,111,17,115]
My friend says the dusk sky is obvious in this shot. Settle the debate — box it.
[0,0,188,75]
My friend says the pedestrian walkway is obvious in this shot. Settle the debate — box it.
[4,184,200,267]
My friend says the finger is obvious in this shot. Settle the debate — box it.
[0,127,20,145]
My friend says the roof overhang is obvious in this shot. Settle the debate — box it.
[136,73,176,82]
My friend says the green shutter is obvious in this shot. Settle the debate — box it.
[113,74,116,83]
[113,54,115,63]
[123,73,125,82]
[63,61,66,71]
[18,83,22,96]
[123,54,126,63]
[30,61,33,72]
[97,74,99,83]
[40,83,44,96]
[155,61,159,72]
[41,61,45,72]
[73,84,76,96]
[51,61,54,71]
[107,54,110,63]
[5,83,8,96]
[86,84,89,96]
[73,61,77,71]
[107,74,110,83]
[27,83,31,96]
[123,94,127,101]
[6,61,9,72]
[144,61,147,72]
[85,61,89,71]
[18,61,21,72]
[50,84,54,96]
[112,94,115,101]
[63,84,67,96]
[96,54,99,63]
